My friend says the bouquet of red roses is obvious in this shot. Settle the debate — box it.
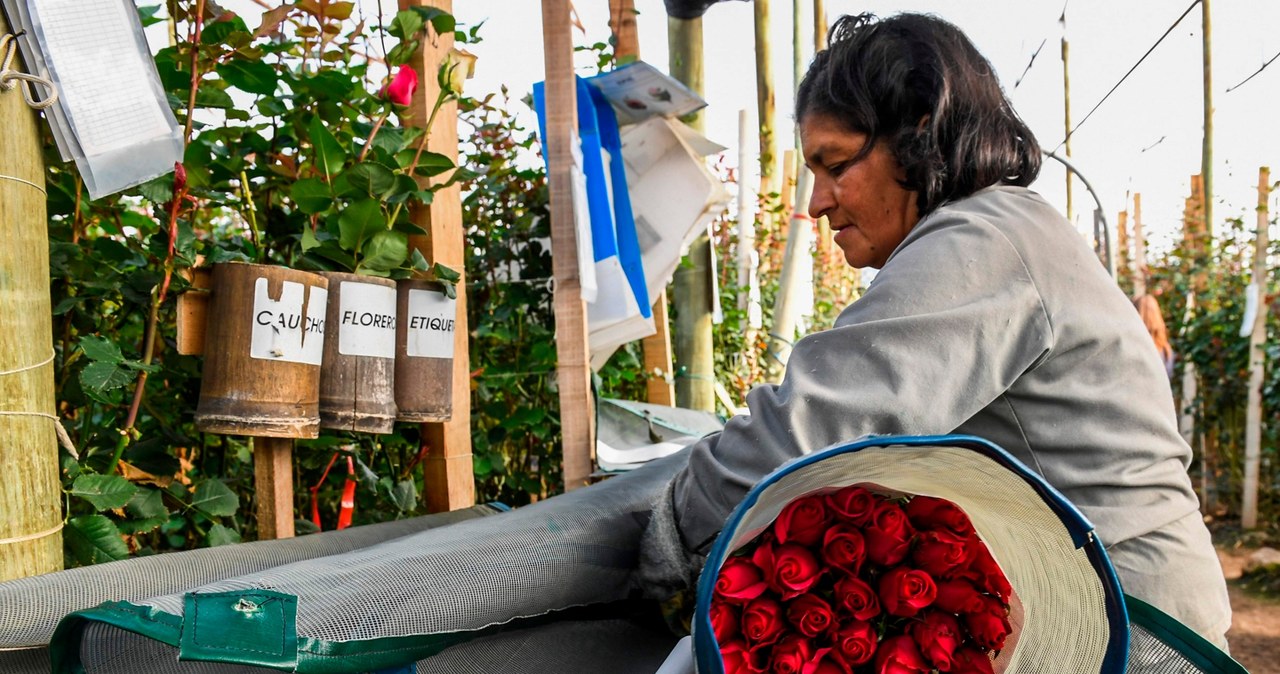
[709,486,1014,674]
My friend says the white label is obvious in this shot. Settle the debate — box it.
[405,289,456,359]
[338,282,397,358]
[250,278,327,365]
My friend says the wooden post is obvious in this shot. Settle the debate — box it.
[610,0,675,406]
[543,0,596,491]
[253,437,295,539]
[1242,166,1270,529]
[755,0,777,198]
[1132,193,1147,297]
[1060,8,1073,223]
[0,15,62,580]
[1201,0,1214,246]
[669,14,715,412]
[766,169,814,382]
[400,0,475,511]
[813,0,826,49]
[1116,208,1130,284]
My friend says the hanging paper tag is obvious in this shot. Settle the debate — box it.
[405,289,456,359]
[250,279,327,365]
[338,282,397,358]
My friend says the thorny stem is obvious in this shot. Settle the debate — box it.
[388,91,450,227]
[357,110,389,163]
[240,169,261,259]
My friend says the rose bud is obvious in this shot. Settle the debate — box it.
[173,162,187,193]
[720,640,753,674]
[873,635,930,674]
[950,646,996,674]
[833,575,881,621]
[960,539,1013,602]
[933,578,987,615]
[912,529,973,578]
[827,485,880,527]
[910,611,963,671]
[380,66,419,106]
[774,494,833,547]
[710,602,741,643]
[905,496,974,536]
[964,596,1013,652]
[832,620,877,666]
[757,543,823,600]
[878,567,937,618]
[785,594,836,638]
[804,647,853,674]
[821,524,867,575]
[716,556,769,604]
[864,501,916,567]
[770,634,814,674]
[741,596,786,646]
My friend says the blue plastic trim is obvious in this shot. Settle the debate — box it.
[692,434,1129,674]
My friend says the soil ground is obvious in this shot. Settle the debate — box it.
[1217,546,1280,673]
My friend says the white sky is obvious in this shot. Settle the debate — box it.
[454,0,1280,255]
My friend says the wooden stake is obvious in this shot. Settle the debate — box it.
[608,0,639,63]
[1242,166,1270,529]
[1133,193,1147,296]
[400,0,475,511]
[253,437,295,539]
[0,13,62,580]
[813,0,826,50]
[1060,9,1073,223]
[755,0,777,197]
[543,0,596,490]
[1116,209,1130,284]
[1202,0,1214,245]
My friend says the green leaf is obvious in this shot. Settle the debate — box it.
[358,230,409,275]
[218,60,278,95]
[414,151,455,177]
[257,96,287,117]
[431,262,461,283]
[200,16,250,46]
[411,248,430,272]
[291,178,332,214]
[80,361,133,393]
[338,198,386,250]
[388,478,417,511]
[190,479,239,518]
[345,163,398,197]
[194,87,235,109]
[80,335,124,363]
[136,4,165,27]
[309,116,347,178]
[126,487,168,519]
[136,174,175,203]
[66,515,129,565]
[409,7,455,35]
[301,227,321,252]
[207,523,242,546]
[385,174,421,204]
[385,41,419,68]
[387,9,424,41]
[70,474,139,511]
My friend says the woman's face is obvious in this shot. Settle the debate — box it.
[801,114,920,269]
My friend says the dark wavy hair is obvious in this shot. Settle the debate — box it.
[796,13,1041,216]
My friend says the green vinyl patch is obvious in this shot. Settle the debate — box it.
[180,589,298,671]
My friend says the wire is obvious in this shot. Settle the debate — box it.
[1226,48,1280,93]
[1013,38,1048,90]
[1052,0,1201,152]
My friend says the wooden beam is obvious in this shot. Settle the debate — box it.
[643,292,675,405]
[608,0,640,63]
[399,0,475,512]
[1242,166,1270,529]
[543,0,596,491]
[253,437,295,539]
[0,13,62,579]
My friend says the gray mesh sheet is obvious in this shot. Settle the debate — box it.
[1128,624,1212,674]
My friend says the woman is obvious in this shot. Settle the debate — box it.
[639,12,1231,647]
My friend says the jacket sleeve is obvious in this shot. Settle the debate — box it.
[671,211,1056,552]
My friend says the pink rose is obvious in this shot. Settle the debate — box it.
[774,494,833,546]
[380,66,419,106]
[878,567,937,618]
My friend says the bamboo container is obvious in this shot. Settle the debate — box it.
[195,263,328,438]
[394,279,456,422]
[317,272,397,434]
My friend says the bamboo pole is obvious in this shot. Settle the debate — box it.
[813,0,826,50]
[400,0,475,510]
[1201,0,1214,246]
[1061,8,1073,223]
[1242,166,1270,529]
[736,109,755,311]
[1117,208,1130,283]
[668,14,715,412]
[755,0,777,198]
[0,14,63,580]
[766,170,814,382]
[543,0,596,490]
[1133,193,1147,296]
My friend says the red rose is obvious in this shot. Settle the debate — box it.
[821,524,867,575]
[905,496,974,536]
[785,594,836,638]
[716,556,769,604]
[878,567,937,618]
[741,596,786,646]
[380,66,419,106]
[964,596,1012,652]
[864,501,916,566]
[950,646,996,674]
[720,641,753,674]
[833,575,881,621]
[770,634,815,674]
[959,539,1012,602]
[754,543,823,600]
[803,647,852,674]
[932,578,986,615]
[910,611,963,671]
[710,602,740,643]
[873,635,930,674]
[827,485,879,527]
[831,621,877,666]
[911,529,973,578]
[775,494,833,546]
